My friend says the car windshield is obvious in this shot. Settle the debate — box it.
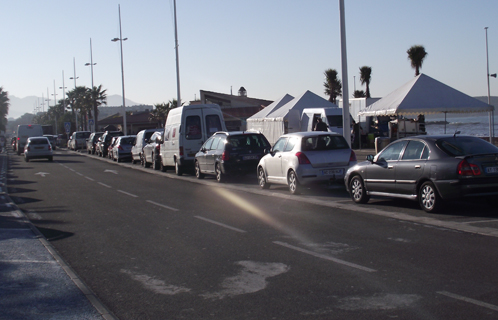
[301,135,349,151]
[436,137,498,156]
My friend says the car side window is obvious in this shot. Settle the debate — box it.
[284,137,298,152]
[210,136,221,150]
[401,141,426,160]
[378,141,407,161]
[272,138,288,153]
[203,137,214,150]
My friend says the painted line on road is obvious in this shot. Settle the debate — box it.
[117,190,138,198]
[98,182,112,188]
[462,219,498,225]
[85,176,95,181]
[437,291,498,312]
[146,200,179,212]
[194,215,247,233]
[273,241,376,273]
[0,259,57,264]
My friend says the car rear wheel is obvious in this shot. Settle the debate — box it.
[143,155,150,168]
[418,181,443,213]
[24,156,29,162]
[349,175,370,204]
[195,160,204,179]
[160,160,167,172]
[215,163,225,183]
[175,159,183,176]
[258,167,270,189]
[153,153,160,170]
[288,170,301,194]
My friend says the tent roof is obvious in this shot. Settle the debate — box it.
[266,90,338,120]
[359,73,494,116]
[248,93,294,120]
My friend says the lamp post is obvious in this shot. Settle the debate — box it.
[51,80,59,134]
[85,38,97,132]
[485,27,496,141]
[69,57,79,130]
[112,4,128,134]
[60,70,67,113]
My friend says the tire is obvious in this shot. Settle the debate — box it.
[195,160,205,179]
[287,170,301,194]
[153,153,160,170]
[215,163,225,183]
[48,156,53,162]
[175,159,183,176]
[160,159,166,172]
[143,155,150,168]
[25,156,29,162]
[418,181,443,213]
[258,167,270,189]
[349,175,370,204]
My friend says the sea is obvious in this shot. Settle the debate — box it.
[424,113,498,137]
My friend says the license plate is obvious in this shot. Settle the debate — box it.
[188,153,196,157]
[322,169,343,175]
[35,147,44,150]
[243,155,259,160]
[486,166,498,174]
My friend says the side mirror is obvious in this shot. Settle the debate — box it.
[366,154,374,162]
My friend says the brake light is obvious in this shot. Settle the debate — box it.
[155,145,160,151]
[48,145,52,151]
[457,160,481,176]
[350,150,357,162]
[179,146,184,156]
[118,145,123,151]
[222,150,230,161]
[296,152,311,164]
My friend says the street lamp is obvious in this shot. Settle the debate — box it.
[85,38,97,132]
[112,4,128,134]
[485,27,496,140]
[69,57,79,130]
[60,70,67,113]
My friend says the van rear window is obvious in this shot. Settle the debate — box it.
[186,116,202,140]
[206,115,222,136]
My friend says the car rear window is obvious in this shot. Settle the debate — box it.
[29,139,48,145]
[76,132,91,139]
[301,135,349,151]
[120,137,136,145]
[227,134,270,149]
[437,137,498,156]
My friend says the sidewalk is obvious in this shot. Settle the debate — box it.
[0,150,116,320]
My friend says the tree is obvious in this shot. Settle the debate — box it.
[323,69,342,104]
[353,90,366,98]
[407,45,428,76]
[89,85,107,128]
[359,66,372,98]
[0,87,10,132]
[149,101,174,127]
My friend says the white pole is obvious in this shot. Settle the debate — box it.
[118,4,127,134]
[174,0,181,107]
[485,27,495,142]
[339,0,351,147]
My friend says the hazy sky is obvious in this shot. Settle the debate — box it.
[2,0,498,118]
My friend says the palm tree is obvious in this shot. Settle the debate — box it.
[149,101,174,127]
[323,69,342,104]
[89,85,107,128]
[359,66,372,98]
[353,90,366,98]
[0,87,10,132]
[407,45,428,76]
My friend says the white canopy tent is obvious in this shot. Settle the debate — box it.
[358,74,494,135]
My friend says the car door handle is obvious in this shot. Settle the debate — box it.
[415,165,421,169]
[388,165,394,169]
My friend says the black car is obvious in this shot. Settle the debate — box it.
[86,132,103,154]
[344,134,498,213]
[96,131,124,157]
[194,131,271,182]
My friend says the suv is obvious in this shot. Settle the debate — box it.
[96,131,124,157]
[194,131,270,182]
[70,131,91,150]
[86,132,103,154]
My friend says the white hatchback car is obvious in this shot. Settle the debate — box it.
[24,137,53,162]
[257,132,357,194]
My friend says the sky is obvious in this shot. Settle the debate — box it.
[2,0,498,119]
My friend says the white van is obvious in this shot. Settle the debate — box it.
[16,124,44,155]
[159,104,226,175]
[301,107,352,135]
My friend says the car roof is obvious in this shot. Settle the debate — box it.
[281,131,342,138]
[213,130,264,136]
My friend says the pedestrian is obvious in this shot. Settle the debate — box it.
[313,118,328,132]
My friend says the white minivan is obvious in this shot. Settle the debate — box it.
[159,104,226,175]
[16,124,44,155]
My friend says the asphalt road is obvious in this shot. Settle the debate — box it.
[8,149,498,319]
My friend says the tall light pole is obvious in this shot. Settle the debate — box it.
[339,0,351,147]
[112,4,128,134]
[85,38,97,132]
[69,57,79,130]
[52,80,58,134]
[60,70,67,113]
[485,27,496,141]
[173,0,181,107]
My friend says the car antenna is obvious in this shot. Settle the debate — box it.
[453,130,461,138]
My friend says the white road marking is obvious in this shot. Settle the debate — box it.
[0,260,57,264]
[437,291,498,312]
[98,182,112,188]
[117,190,138,198]
[121,269,190,295]
[85,176,95,181]
[273,241,376,272]
[34,172,50,177]
[462,219,498,225]
[104,169,118,174]
[146,200,179,212]
[194,216,246,233]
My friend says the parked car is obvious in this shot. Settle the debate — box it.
[86,132,103,154]
[96,131,124,157]
[111,135,136,162]
[108,137,119,159]
[16,124,44,155]
[67,137,72,149]
[344,135,498,213]
[132,129,161,164]
[24,136,53,162]
[142,131,164,169]
[70,131,91,150]
[195,131,271,182]
[43,134,57,150]
[257,132,356,194]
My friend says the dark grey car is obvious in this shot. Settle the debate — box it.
[344,135,498,213]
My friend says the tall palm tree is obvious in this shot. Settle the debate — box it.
[359,66,372,98]
[89,85,107,127]
[0,87,9,132]
[149,101,174,127]
[323,69,342,104]
[407,45,428,76]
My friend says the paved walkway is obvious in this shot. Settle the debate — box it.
[0,150,116,320]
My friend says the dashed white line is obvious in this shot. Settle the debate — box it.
[146,200,179,212]
[85,176,95,181]
[273,241,376,272]
[98,182,112,188]
[118,190,138,198]
[194,216,246,233]
[437,291,498,312]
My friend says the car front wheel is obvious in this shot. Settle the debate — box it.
[195,160,204,179]
[288,170,301,195]
[349,175,370,204]
[258,167,270,189]
[418,181,443,213]
[215,163,225,183]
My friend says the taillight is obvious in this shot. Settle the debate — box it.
[155,145,160,151]
[26,146,30,151]
[118,145,123,151]
[296,152,311,164]
[222,150,230,161]
[48,145,52,151]
[457,159,481,176]
[179,146,184,156]
[350,150,357,162]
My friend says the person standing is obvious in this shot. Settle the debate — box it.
[313,118,328,132]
